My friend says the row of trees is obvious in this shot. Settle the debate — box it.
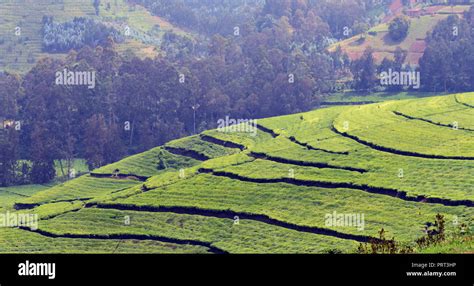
[2,0,350,185]
[419,10,474,92]
[350,47,408,91]
[0,74,22,186]
[5,0,465,186]
[131,0,389,40]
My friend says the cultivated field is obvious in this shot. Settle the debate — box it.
[328,5,471,65]
[2,93,473,253]
[0,0,190,73]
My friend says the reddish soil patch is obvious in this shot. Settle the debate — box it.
[383,0,403,23]
[410,40,427,53]
[346,50,392,64]
[346,51,363,61]
[389,0,403,14]
[407,52,423,66]
[425,6,444,14]
[373,52,389,63]
[406,40,427,65]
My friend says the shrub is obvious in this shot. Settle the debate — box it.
[388,16,410,41]
[415,213,446,248]
[41,16,123,53]
[357,228,414,254]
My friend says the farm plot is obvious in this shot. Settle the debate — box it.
[15,175,139,207]
[104,174,473,243]
[333,100,474,158]
[165,135,241,160]
[0,227,208,254]
[37,208,359,253]
[3,92,473,254]
[92,147,199,178]
[393,95,474,131]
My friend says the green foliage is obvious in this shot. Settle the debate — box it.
[115,172,472,243]
[358,214,467,254]
[351,47,377,91]
[42,16,123,53]
[1,1,472,254]
[30,161,56,184]
[388,16,410,42]
[420,228,473,254]
[357,228,414,254]
[93,147,199,177]
[16,175,138,205]
[38,208,359,253]
[166,136,241,159]
[0,0,395,185]
[54,159,89,178]
[0,184,50,212]
[325,91,441,103]
[419,13,474,92]
[333,97,474,157]
[0,228,208,253]
[1,80,473,254]
[416,214,446,248]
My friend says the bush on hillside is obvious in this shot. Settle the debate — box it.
[388,16,410,42]
[42,16,123,53]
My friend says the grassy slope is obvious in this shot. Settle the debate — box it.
[0,0,96,73]
[54,159,89,178]
[3,92,473,253]
[0,184,50,212]
[0,0,191,73]
[328,5,470,65]
[333,102,474,157]
[0,227,209,253]
[38,208,359,253]
[92,147,199,177]
[98,0,192,59]
[419,235,473,254]
[323,91,445,104]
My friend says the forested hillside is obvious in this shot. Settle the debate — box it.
[0,0,392,186]
[2,0,474,188]
[0,0,472,260]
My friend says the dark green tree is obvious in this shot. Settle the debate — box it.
[351,47,377,91]
[388,16,410,42]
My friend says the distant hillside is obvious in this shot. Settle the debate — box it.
[0,0,191,73]
[329,4,471,65]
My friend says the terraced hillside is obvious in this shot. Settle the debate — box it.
[0,0,95,72]
[2,93,473,254]
[0,0,190,73]
[329,5,471,65]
